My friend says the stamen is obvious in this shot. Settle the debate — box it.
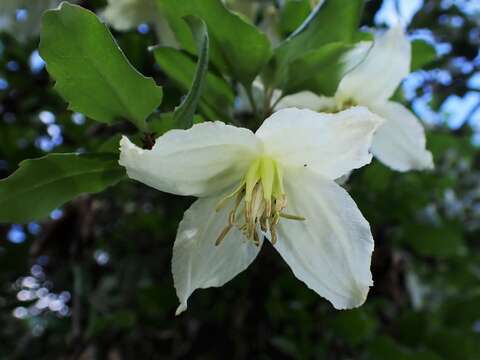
[214,157,304,246]
[270,224,277,245]
[280,213,306,221]
[215,180,245,212]
[215,224,233,246]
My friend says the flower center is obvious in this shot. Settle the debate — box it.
[215,157,304,246]
[329,98,357,113]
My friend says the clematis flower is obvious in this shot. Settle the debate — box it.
[119,107,383,314]
[277,25,434,172]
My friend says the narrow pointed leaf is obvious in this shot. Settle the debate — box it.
[153,46,233,121]
[0,153,125,223]
[39,2,163,131]
[172,16,209,129]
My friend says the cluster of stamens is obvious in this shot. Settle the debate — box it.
[215,157,304,246]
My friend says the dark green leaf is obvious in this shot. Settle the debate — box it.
[156,0,272,85]
[411,40,437,71]
[269,0,363,87]
[279,0,311,37]
[403,223,466,258]
[426,330,480,360]
[87,309,136,338]
[39,2,163,131]
[367,336,442,360]
[328,309,378,346]
[428,132,476,162]
[172,16,209,129]
[283,42,354,96]
[148,112,204,136]
[0,153,125,223]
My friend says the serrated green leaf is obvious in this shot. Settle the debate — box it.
[156,0,272,85]
[39,2,162,131]
[171,16,209,129]
[0,153,125,223]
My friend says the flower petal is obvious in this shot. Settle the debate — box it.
[274,91,336,112]
[173,193,262,315]
[119,121,262,197]
[370,101,434,171]
[336,25,410,106]
[255,107,383,180]
[273,168,374,309]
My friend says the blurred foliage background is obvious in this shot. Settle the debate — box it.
[1,0,480,359]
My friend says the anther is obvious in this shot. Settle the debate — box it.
[280,213,306,221]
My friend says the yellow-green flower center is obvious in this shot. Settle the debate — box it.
[328,98,357,113]
[215,157,304,246]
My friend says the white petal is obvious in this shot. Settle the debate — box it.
[336,25,411,105]
[274,91,336,112]
[173,193,262,315]
[255,107,383,180]
[119,121,262,197]
[370,101,434,171]
[274,168,374,309]
[341,41,372,74]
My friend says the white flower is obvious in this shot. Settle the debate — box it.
[277,25,434,172]
[119,107,383,315]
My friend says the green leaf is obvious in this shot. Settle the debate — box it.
[39,2,162,131]
[153,47,234,121]
[156,0,272,85]
[283,42,353,96]
[269,0,363,87]
[428,132,476,162]
[0,153,125,223]
[411,39,437,71]
[87,309,136,338]
[403,223,466,259]
[148,112,204,136]
[171,16,209,129]
[367,336,442,360]
[426,330,480,360]
[279,0,311,37]
[328,309,378,346]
